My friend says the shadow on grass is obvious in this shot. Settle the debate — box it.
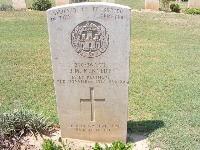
[127,120,164,143]
[127,120,164,134]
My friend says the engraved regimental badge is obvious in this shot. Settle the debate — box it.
[71,21,109,58]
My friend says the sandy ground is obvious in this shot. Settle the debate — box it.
[8,129,150,150]
[129,133,149,150]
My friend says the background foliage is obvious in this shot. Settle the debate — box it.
[32,0,52,11]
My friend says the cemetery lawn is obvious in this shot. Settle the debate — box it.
[0,10,200,150]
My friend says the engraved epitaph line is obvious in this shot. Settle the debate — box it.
[80,87,105,122]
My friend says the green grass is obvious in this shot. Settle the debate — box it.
[0,0,12,5]
[0,11,58,123]
[90,0,144,10]
[0,0,188,10]
[116,0,144,9]
[129,11,200,149]
[0,0,55,8]
[0,2,200,150]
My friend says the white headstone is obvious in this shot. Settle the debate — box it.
[145,0,159,11]
[188,0,200,8]
[47,2,130,143]
[55,0,71,6]
[12,0,26,10]
[101,0,115,3]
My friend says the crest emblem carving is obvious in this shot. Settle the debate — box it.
[71,21,109,58]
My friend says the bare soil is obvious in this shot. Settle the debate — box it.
[1,128,150,150]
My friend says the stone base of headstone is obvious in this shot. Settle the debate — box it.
[55,0,71,6]
[145,0,159,11]
[12,0,26,10]
[188,0,200,8]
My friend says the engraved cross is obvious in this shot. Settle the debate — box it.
[80,87,105,122]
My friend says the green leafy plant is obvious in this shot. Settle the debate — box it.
[170,4,181,12]
[42,138,66,150]
[0,4,13,11]
[58,137,67,150]
[93,141,132,150]
[110,141,132,150]
[184,8,200,15]
[41,139,132,150]
[32,0,52,11]
[93,142,103,150]
[0,109,49,138]
[42,139,63,150]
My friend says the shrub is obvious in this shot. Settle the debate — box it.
[0,109,49,138]
[170,4,181,13]
[32,0,52,11]
[0,4,13,11]
[184,8,200,15]
[160,0,171,11]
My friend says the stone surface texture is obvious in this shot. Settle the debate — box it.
[188,0,200,8]
[47,2,130,143]
[145,0,159,11]
[101,0,115,3]
[12,0,26,10]
[55,0,71,6]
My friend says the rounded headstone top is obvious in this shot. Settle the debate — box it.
[47,2,131,12]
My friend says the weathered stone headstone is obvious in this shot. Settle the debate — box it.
[12,0,26,10]
[188,0,200,8]
[55,0,71,6]
[145,0,159,11]
[47,2,130,143]
[101,0,115,3]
